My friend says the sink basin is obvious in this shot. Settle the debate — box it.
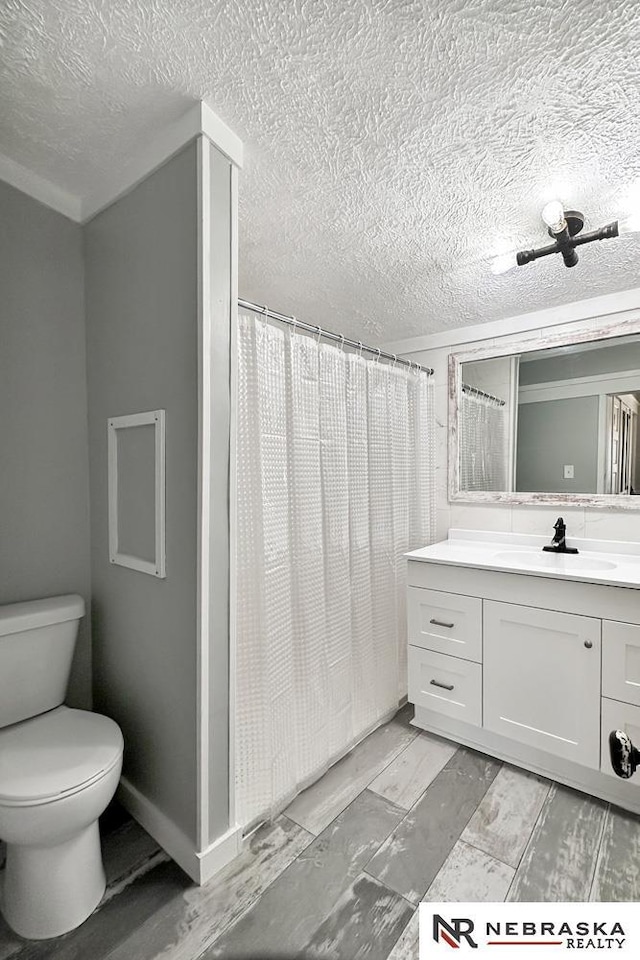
[492,550,617,573]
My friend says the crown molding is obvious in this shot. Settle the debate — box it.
[0,151,82,221]
[0,100,243,225]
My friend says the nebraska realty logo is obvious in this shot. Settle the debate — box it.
[421,904,638,958]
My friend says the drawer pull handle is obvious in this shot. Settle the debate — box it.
[430,618,455,629]
[584,640,593,649]
[430,679,455,692]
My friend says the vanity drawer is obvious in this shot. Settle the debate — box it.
[407,587,482,663]
[603,621,640,707]
[600,697,640,778]
[408,645,482,726]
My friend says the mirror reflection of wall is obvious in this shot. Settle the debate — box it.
[458,333,640,497]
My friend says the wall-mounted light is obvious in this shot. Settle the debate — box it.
[491,202,640,275]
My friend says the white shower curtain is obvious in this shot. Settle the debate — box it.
[459,389,508,491]
[234,311,435,827]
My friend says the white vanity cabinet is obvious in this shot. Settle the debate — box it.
[407,534,640,816]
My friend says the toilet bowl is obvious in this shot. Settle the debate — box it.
[0,596,124,939]
[0,706,123,939]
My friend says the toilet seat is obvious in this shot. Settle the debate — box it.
[0,706,123,807]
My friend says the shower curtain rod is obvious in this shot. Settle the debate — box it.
[238,299,434,375]
[462,382,506,406]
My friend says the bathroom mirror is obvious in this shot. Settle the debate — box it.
[448,311,640,507]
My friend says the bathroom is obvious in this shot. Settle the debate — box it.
[2,1,640,957]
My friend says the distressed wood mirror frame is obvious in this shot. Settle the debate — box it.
[448,307,640,508]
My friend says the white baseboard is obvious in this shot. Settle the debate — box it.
[196,825,244,884]
[117,776,242,885]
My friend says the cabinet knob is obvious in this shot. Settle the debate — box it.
[584,640,593,649]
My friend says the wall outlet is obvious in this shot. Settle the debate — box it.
[563,464,575,480]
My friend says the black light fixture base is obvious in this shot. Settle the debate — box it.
[514,207,620,271]
[548,210,584,238]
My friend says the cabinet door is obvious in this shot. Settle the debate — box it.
[600,697,640,779]
[602,620,640,707]
[483,601,601,769]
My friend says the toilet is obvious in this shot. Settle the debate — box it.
[0,595,124,940]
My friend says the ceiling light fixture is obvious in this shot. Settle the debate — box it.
[491,202,640,275]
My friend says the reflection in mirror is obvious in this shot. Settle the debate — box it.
[459,334,640,496]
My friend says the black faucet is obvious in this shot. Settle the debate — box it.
[542,517,579,554]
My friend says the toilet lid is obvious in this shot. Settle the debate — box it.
[0,706,123,804]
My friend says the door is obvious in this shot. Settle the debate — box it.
[483,601,601,769]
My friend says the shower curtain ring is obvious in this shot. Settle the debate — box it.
[316,325,323,343]
[375,347,381,364]
[262,304,269,316]
[357,341,363,358]
[339,334,345,352]
[290,315,297,338]
[392,354,398,368]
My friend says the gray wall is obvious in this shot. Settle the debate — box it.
[520,341,640,385]
[516,396,599,494]
[0,180,92,708]
[84,145,199,842]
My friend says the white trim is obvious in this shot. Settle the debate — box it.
[597,395,608,494]
[518,369,640,403]
[200,102,244,169]
[0,151,82,221]
[117,776,242,885]
[384,287,640,356]
[228,162,239,826]
[0,101,243,224]
[117,776,197,880]
[196,825,244,884]
[107,409,166,577]
[196,137,211,850]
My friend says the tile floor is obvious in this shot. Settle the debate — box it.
[1,704,639,960]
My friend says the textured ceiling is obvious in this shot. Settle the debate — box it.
[2,1,640,340]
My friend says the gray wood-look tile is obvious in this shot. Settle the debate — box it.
[424,839,514,902]
[0,917,22,960]
[461,765,550,868]
[508,784,607,902]
[285,707,418,835]
[203,789,405,959]
[366,748,501,903]
[386,909,419,960]
[104,814,313,960]
[102,819,167,899]
[304,872,414,960]
[14,860,190,960]
[591,804,640,901]
[369,733,458,811]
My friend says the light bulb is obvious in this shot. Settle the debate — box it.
[541,200,566,233]
[491,252,517,275]
[618,212,640,235]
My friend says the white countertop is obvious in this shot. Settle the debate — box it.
[406,529,640,589]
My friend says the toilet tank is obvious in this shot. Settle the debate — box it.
[0,595,85,728]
